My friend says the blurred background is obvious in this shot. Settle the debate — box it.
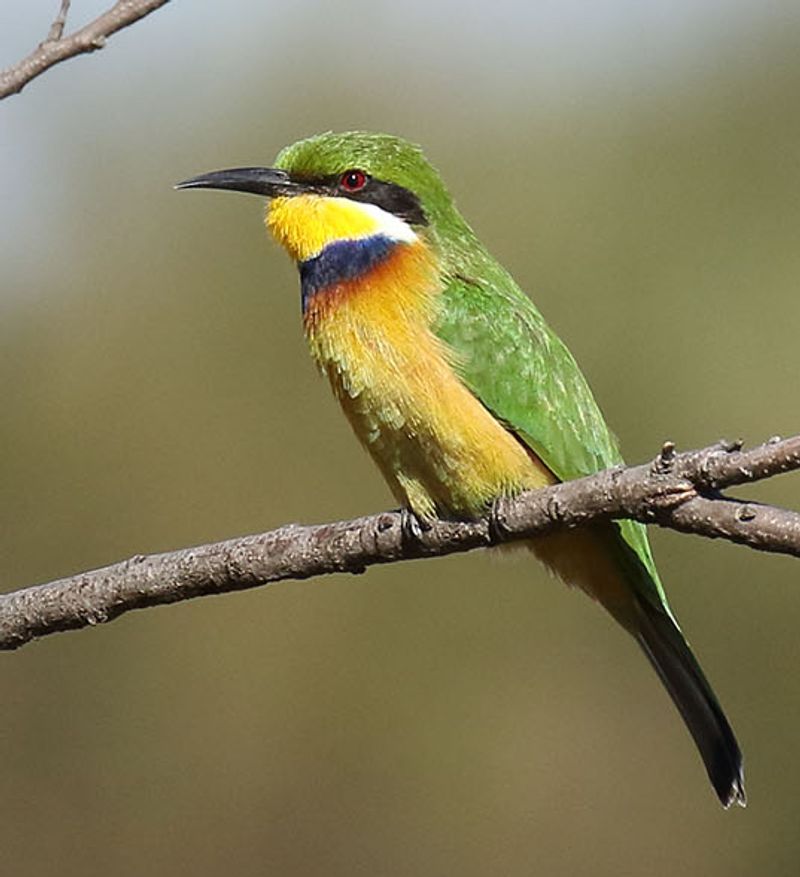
[2,1,800,874]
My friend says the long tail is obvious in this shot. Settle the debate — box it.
[532,525,745,806]
[634,594,746,808]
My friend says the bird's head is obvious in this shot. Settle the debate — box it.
[177,131,470,265]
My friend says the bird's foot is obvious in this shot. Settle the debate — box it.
[487,496,513,544]
[400,507,432,546]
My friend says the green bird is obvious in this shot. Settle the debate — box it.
[177,131,745,806]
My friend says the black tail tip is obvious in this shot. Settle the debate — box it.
[714,758,746,809]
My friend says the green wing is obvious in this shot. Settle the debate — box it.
[434,271,670,612]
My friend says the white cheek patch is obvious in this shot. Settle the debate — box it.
[347,200,418,244]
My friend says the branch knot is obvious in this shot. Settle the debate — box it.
[652,441,677,475]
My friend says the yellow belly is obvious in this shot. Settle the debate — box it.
[337,357,554,518]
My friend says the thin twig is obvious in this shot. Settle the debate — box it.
[0,0,172,100]
[1,436,798,652]
[45,0,71,43]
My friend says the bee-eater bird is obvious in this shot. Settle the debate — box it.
[177,131,745,807]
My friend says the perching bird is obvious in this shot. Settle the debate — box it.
[177,131,745,807]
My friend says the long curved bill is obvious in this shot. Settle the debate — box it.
[174,167,300,198]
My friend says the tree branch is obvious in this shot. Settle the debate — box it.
[0,0,172,100]
[1,436,798,651]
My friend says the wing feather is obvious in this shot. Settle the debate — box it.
[434,272,669,611]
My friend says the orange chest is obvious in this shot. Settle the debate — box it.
[301,239,554,517]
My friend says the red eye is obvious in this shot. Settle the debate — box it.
[340,169,368,192]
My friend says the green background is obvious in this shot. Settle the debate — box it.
[2,2,799,874]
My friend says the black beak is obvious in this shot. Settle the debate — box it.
[174,167,299,198]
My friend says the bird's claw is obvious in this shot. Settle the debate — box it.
[488,496,512,543]
[400,507,431,545]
